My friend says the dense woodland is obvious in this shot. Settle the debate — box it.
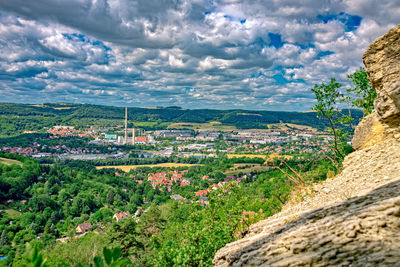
[0,150,337,266]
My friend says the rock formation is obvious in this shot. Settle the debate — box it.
[213,25,400,266]
[352,24,400,150]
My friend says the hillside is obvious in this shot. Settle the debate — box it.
[0,102,363,137]
[214,139,400,266]
[213,24,400,267]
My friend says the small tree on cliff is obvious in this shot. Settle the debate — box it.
[311,68,376,163]
[311,78,346,160]
[347,67,376,116]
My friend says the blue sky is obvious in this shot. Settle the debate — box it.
[0,0,398,111]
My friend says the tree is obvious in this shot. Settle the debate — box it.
[109,219,143,257]
[106,189,114,205]
[311,78,345,160]
[0,229,8,246]
[347,67,376,116]
[79,247,132,267]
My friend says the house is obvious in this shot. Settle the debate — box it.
[113,211,131,222]
[133,207,150,222]
[180,179,191,187]
[198,196,208,205]
[195,190,208,197]
[201,175,210,181]
[224,175,237,182]
[76,222,92,234]
[170,195,185,201]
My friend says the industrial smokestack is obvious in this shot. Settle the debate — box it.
[124,107,128,145]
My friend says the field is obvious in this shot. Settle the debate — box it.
[167,121,237,131]
[236,112,262,116]
[267,123,317,131]
[268,153,294,160]
[224,163,271,175]
[29,104,74,110]
[53,107,74,110]
[3,209,22,219]
[96,163,201,172]
[226,153,294,161]
[0,157,23,166]
[134,121,171,128]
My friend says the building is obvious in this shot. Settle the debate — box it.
[195,190,209,197]
[113,211,131,222]
[104,134,117,140]
[170,195,185,201]
[134,136,148,144]
[76,222,92,234]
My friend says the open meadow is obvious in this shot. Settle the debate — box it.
[0,157,23,166]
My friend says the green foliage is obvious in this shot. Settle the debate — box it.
[347,67,376,116]
[310,68,374,163]
[43,233,108,266]
[311,78,347,160]
[109,219,143,257]
[79,247,131,267]
[0,142,340,266]
[21,243,47,267]
[0,154,41,200]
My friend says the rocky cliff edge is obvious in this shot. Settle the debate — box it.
[213,25,400,267]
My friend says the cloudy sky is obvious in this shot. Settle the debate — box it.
[0,0,398,110]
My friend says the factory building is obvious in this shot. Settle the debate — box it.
[119,107,148,145]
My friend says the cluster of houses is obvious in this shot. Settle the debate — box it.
[1,146,39,156]
[47,126,97,138]
[57,210,136,243]
[0,143,109,159]
[147,170,190,189]
[168,175,248,204]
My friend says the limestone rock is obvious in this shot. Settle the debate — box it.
[352,111,388,150]
[213,139,400,267]
[363,25,400,123]
[353,24,400,149]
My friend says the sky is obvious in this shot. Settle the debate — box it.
[0,0,399,111]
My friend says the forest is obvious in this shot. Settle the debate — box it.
[0,151,336,266]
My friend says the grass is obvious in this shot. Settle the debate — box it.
[267,123,317,131]
[4,209,22,219]
[267,153,294,160]
[224,163,271,175]
[134,121,171,128]
[28,104,74,110]
[236,112,262,116]
[96,163,201,172]
[167,122,237,131]
[29,104,45,107]
[53,107,74,110]
[0,157,23,166]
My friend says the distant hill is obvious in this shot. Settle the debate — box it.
[0,102,363,137]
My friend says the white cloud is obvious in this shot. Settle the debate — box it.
[0,0,399,110]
